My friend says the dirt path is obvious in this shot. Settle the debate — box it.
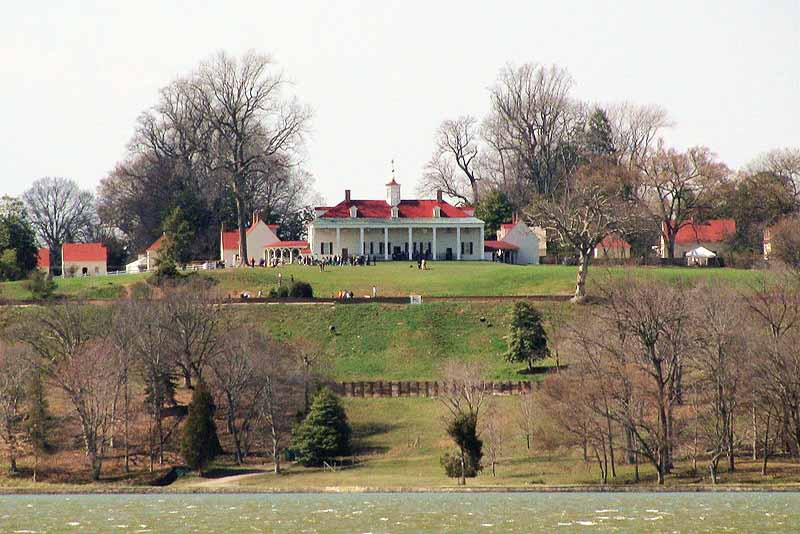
[185,468,273,488]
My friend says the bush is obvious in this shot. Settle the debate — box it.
[276,285,290,298]
[24,270,56,300]
[440,451,480,478]
[129,281,153,300]
[291,387,352,467]
[289,281,313,298]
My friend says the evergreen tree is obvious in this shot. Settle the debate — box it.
[0,196,38,280]
[505,301,550,372]
[25,370,50,482]
[585,108,617,159]
[291,387,352,467]
[475,190,514,239]
[180,384,221,473]
[156,206,193,276]
[442,412,483,482]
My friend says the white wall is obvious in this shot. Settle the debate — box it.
[500,223,540,264]
[63,260,107,276]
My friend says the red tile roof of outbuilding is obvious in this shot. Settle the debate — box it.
[62,243,107,262]
[484,240,519,251]
[147,235,164,251]
[599,234,631,249]
[37,248,50,268]
[673,219,736,245]
[264,240,309,248]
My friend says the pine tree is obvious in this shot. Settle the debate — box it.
[180,384,221,474]
[291,387,352,467]
[156,206,193,277]
[585,107,617,158]
[475,191,514,239]
[25,370,50,482]
[505,301,550,372]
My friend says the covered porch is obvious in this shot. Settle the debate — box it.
[264,241,310,264]
[484,240,519,264]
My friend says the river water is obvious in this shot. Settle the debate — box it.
[0,492,797,533]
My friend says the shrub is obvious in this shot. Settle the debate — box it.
[291,387,352,467]
[442,412,483,480]
[440,451,480,478]
[24,270,56,300]
[129,281,153,300]
[276,285,290,298]
[289,281,313,298]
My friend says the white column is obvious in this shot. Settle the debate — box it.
[456,226,461,260]
[432,227,437,260]
[289,249,294,264]
[280,249,285,262]
[335,227,341,256]
[479,226,484,261]
[407,227,413,260]
[384,227,389,261]
[360,227,365,255]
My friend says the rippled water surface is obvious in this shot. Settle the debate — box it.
[1,492,799,533]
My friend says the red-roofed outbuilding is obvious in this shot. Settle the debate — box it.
[62,243,108,276]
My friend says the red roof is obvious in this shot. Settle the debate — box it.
[264,240,309,248]
[267,224,279,232]
[37,248,50,268]
[318,199,472,219]
[484,240,519,251]
[599,234,631,249]
[673,219,736,245]
[62,243,107,262]
[501,223,515,230]
[147,235,164,251]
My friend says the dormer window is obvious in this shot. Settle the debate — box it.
[349,205,358,218]
[433,206,441,218]
[391,206,399,218]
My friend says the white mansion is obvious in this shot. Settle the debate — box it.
[308,180,485,261]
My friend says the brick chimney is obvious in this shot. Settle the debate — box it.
[345,189,351,203]
[436,190,443,203]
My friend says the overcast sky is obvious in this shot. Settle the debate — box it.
[1,0,798,205]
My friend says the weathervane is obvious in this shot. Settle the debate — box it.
[391,158,396,181]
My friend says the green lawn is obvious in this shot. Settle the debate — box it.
[246,301,571,380]
[0,262,768,301]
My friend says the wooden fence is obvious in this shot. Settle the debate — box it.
[335,380,537,398]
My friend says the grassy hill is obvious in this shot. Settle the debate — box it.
[0,262,766,301]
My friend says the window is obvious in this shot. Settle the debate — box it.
[461,241,465,255]
[320,242,324,255]
[370,242,374,254]
[379,242,385,254]
[469,242,473,255]
[404,242,408,253]
[413,242,417,253]
[427,242,432,253]
[329,242,333,254]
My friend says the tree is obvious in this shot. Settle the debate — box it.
[0,197,38,280]
[481,403,508,477]
[0,344,31,475]
[527,161,635,301]
[291,387,351,467]
[23,177,95,272]
[439,360,488,485]
[606,102,672,168]
[25,368,51,482]
[474,190,514,239]
[637,144,729,259]
[745,147,800,199]
[485,63,582,198]
[156,206,193,274]
[163,284,223,389]
[585,107,617,158]
[420,116,482,205]
[180,383,221,473]
[191,51,311,265]
[517,392,537,451]
[505,301,549,372]
[769,216,800,270]
[24,269,56,300]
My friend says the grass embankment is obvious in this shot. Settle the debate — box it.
[0,262,767,301]
[248,301,568,381]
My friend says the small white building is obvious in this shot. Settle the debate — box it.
[484,220,541,264]
[220,216,282,266]
[308,180,485,261]
[62,243,108,277]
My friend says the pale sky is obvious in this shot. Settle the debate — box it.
[1,0,798,205]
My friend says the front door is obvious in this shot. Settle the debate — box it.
[446,248,453,261]
[341,248,348,259]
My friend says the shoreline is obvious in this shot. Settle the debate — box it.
[3,484,800,495]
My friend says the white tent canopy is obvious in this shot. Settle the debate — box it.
[685,246,717,258]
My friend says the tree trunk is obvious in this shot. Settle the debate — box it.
[572,251,591,302]
[470,180,480,206]
[709,461,718,485]
[183,366,193,390]
[459,448,466,486]
[124,378,130,474]
[525,434,530,450]
[762,412,771,476]
[606,412,616,478]
[235,188,249,266]
[752,401,758,461]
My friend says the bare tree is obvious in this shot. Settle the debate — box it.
[23,177,95,270]
[745,147,800,198]
[516,392,536,451]
[0,343,31,475]
[162,285,223,388]
[606,102,672,168]
[637,144,729,259]
[485,63,581,197]
[526,161,636,301]
[191,51,311,264]
[481,402,509,477]
[420,116,482,204]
